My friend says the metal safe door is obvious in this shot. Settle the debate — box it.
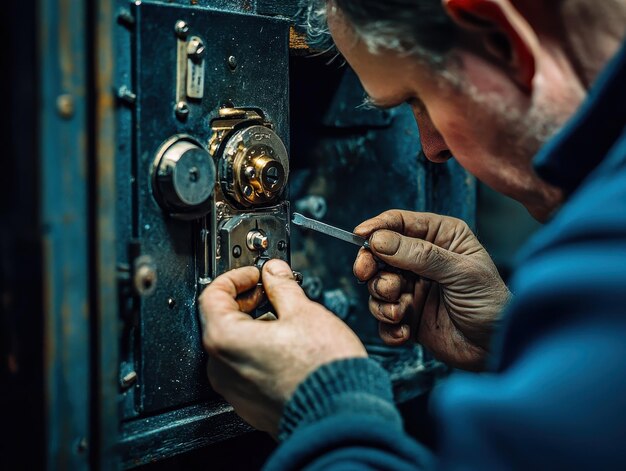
[123,3,290,416]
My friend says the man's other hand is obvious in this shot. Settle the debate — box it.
[353,210,510,371]
[199,260,367,438]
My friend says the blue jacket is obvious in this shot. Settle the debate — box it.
[264,40,626,470]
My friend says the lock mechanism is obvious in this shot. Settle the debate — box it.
[152,134,216,218]
[208,107,291,277]
[210,108,289,208]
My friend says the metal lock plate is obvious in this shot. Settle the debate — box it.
[217,209,290,275]
[129,2,290,416]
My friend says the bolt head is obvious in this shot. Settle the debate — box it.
[56,94,74,119]
[175,20,189,38]
[174,101,190,119]
[232,245,242,258]
[121,370,138,388]
[187,38,205,61]
[227,55,237,70]
[244,166,256,179]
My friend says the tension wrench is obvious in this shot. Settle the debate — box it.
[291,212,370,249]
[291,212,414,281]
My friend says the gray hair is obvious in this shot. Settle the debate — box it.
[304,0,459,65]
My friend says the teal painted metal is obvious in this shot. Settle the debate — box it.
[94,0,120,468]
[39,0,91,468]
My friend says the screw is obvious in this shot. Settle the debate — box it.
[174,101,189,120]
[117,85,136,105]
[117,9,135,27]
[189,166,199,182]
[198,276,212,287]
[244,166,256,179]
[121,370,138,388]
[133,257,157,296]
[277,240,287,251]
[295,195,328,219]
[187,37,205,62]
[56,94,74,119]
[227,55,238,70]
[232,245,242,258]
[76,437,88,454]
[137,266,155,291]
[242,185,253,197]
[167,298,176,309]
[174,20,189,38]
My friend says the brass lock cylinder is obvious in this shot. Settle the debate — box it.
[218,124,289,207]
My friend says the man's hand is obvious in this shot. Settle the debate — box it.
[199,260,367,438]
[353,210,510,371]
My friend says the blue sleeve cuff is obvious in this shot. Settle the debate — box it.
[278,357,403,442]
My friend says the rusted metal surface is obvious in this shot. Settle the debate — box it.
[40,0,90,468]
[94,0,119,468]
[119,402,252,468]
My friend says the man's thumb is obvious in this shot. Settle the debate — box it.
[261,259,308,317]
[369,230,461,284]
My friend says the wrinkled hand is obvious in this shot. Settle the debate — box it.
[199,260,367,438]
[353,210,510,371]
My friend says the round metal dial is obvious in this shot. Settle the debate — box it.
[152,135,216,217]
[218,125,289,207]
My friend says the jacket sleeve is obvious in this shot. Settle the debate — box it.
[263,358,436,471]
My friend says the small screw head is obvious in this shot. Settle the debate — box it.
[175,20,189,38]
[135,265,156,295]
[244,166,256,179]
[121,370,138,388]
[174,101,189,120]
[76,437,88,454]
[198,277,213,288]
[232,245,242,258]
[117,85,136,105]
[187,37,205,62]
[277,240,287,251]
[56,94,74,119]
[188,166,199,183]
[227,55,238,70]
[167,298,176,309]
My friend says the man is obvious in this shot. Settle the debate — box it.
[199,0,626,468]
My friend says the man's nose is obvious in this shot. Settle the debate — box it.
[415,112,452,163]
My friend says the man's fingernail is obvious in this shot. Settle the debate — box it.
[371,231,400,256]
[265,259,293,278]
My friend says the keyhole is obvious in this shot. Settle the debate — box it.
[265,166,279,187]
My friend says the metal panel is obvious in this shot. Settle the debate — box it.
[39,0,90,468]
[129,2,290,414]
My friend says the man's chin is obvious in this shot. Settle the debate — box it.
[524,187,564,223]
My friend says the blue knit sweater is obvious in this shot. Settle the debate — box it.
[264,40,626,470]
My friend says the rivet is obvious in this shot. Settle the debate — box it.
[56,94,74,119]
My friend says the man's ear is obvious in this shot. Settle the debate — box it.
[442,0,537,90]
